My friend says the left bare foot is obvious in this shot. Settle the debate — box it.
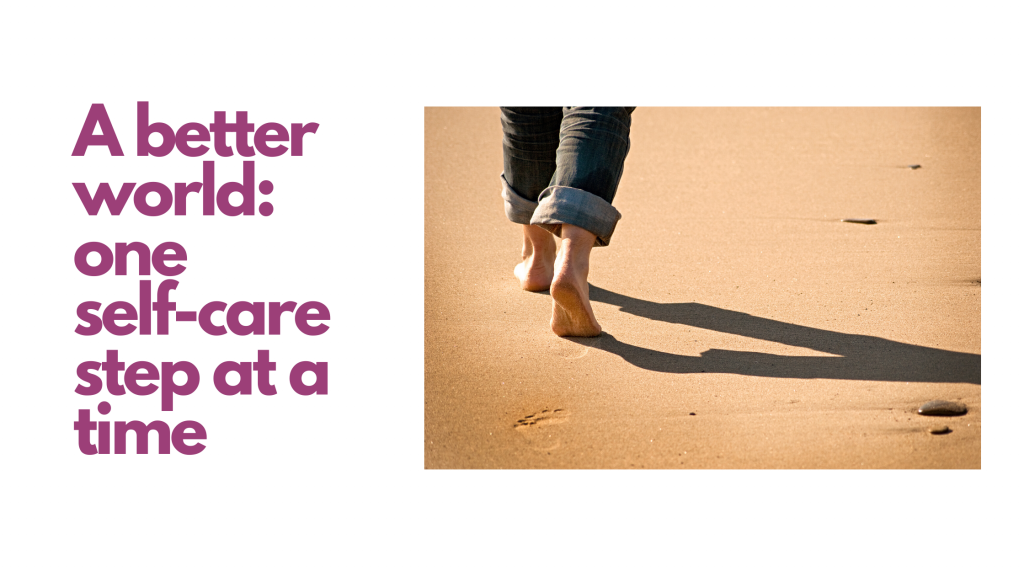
[514,224,556,291]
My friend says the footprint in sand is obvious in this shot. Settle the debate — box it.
[514,408,568,429]
[549,336,599,360]
[514,408,569,452]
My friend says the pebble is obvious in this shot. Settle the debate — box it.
[929,426,952,435]
[908,164,921,169]
[917,400,968,416]
[841,218,877,225]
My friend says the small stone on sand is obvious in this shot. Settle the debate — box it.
[908,164,921,169]
[917,400,968,416]
[841,218,877,225]
[929,426,951,435]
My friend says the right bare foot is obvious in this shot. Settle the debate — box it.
[514,224,556,291]
[550,225,601,337]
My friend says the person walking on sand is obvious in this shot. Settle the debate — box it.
[499,106,635,337]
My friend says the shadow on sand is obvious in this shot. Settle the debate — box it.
[566,286,980,384]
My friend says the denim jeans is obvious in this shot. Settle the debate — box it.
[500,107,635,246]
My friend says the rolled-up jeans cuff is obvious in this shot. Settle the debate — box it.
[531,186,622,247]
[500,173,539,225]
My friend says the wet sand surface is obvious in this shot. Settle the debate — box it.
[425,107,980,469]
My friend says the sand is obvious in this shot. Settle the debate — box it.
[425,107,980,469]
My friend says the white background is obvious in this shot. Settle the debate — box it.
[2,1,1019,574]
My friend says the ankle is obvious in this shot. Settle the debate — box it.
[560,223,596,240]
[522,225,556,260]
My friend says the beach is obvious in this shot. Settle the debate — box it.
[425,107,980,469]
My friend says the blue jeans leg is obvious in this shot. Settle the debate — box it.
[500,106,635,246]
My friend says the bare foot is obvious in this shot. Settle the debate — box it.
[514,224,556,291]
[550,224,602,337]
